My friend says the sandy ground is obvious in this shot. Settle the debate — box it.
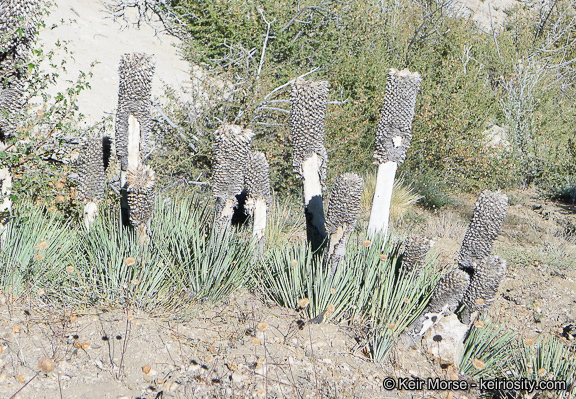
[36,0,193,125]
[456,0,520,29]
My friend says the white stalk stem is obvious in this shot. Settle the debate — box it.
[83,201,98,232]
[221,198,235,219]
[120,115,141,226]
[367,161,397,238]
[302,154,327,251]
[252,198,267,240]
[127,114,141,171]
[0,166,12,246]
[120,170,127,188]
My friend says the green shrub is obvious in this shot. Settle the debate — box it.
[405,169,455,210]
[154,0,576,196]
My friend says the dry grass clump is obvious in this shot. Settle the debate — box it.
[361,173,421,222]
[423,211,468,240]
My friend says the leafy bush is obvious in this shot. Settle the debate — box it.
[150,0,576,197]
[405,169,455,210]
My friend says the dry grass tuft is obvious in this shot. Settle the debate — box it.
[423,211,467,240]
[361,173,422,222]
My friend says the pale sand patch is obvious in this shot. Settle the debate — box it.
[456,0,527,30]
[35,0,193,125]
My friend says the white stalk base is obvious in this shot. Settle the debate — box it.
[367,161,397,238]
[127,114,141,171]
[326,226,344,261]
[302,154,327,251]
[83,201,98,232]
[0,166,12,246]
[252,198,267,240]
[302,154,322,204]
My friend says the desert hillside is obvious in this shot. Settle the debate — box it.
[1,0,575,398]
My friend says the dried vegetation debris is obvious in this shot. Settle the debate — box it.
[212,124,254,200]
[427,268,471,315]
[458,190,509,272]
[460,255,508,324]
[325,173,364,235]
[76,133,106,203]
[0,0,40,140]
[401,235,434,273]
[0,0,39,73]
[408,267,470,336]
[244,151,271,205]
[126,164,156,227]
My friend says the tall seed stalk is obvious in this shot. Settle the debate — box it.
[289,78,329,252]
[368,68,421,239]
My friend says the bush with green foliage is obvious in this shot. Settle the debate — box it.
[148,0,576,198]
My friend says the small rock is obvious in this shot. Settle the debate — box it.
[231,371,245,384]
[311,341,327,351]
[422,314,469,368]
[340,363,351,373]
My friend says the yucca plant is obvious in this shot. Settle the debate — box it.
[368,68,422,239]
[259,232,441,361]
[325,173,364,277]
[115,52,155,225]
[0,205,75,295]
[365,238,441,361]
[245,151,272,254]
[265,196,303,249]
[126,164,156,245]
[508,336,576,399]
[0,0,40,140]
[77,132,106,231]
[151,195,255,303]
[76,207,170,309]
[289,78,329,252]
[460,317,517,380]
[115,52,155,178]
[260,241,359,321]
[212,124,254,232]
